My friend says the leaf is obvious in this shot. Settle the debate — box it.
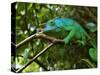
[28,3,33,10]
[23,48,30,62]
[86,22,97,32]
[89,48,97,62]
[16,3,25,13]
[16,16,21,20]
[23,62,39,72]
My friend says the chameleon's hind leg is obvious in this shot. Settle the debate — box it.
[64,30,76,44]
[76,32,86,46]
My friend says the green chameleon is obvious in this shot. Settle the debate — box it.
[43,17,97,62]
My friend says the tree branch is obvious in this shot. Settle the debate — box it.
[16,43,54,73]
[16,32,64,48]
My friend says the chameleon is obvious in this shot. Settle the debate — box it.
[43,17,97,62]
[43,17,96,49]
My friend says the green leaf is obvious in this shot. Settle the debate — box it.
[23,62,39,72]
[16,16,21,20]
[23,48,30,62]
[28,3,33,10]
[86,22,97,32]
[89,48,97,62]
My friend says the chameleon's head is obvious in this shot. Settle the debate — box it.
[44,19,57,31]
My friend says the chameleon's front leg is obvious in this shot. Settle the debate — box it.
[64,30,76,44]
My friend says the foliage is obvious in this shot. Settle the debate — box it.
[12,2,97,72]
[89,48,97,62]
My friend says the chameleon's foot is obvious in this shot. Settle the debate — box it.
[76,40,85,46]
[64,38,69,44]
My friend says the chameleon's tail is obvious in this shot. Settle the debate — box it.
[83,28,97,62]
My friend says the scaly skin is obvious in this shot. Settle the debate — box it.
[44,17,96,49]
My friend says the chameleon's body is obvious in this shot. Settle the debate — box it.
[44,17,95,48]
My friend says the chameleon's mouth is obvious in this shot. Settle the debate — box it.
[44,25,56,31]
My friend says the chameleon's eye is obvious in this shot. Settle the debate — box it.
[50,21,55,26]
[50,21,53,23]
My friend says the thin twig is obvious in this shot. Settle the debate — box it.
[16,43,54,73]
[16,32,64,48]
[16,32,42,48]
[81,59,95,68]
[16,33,37,48]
